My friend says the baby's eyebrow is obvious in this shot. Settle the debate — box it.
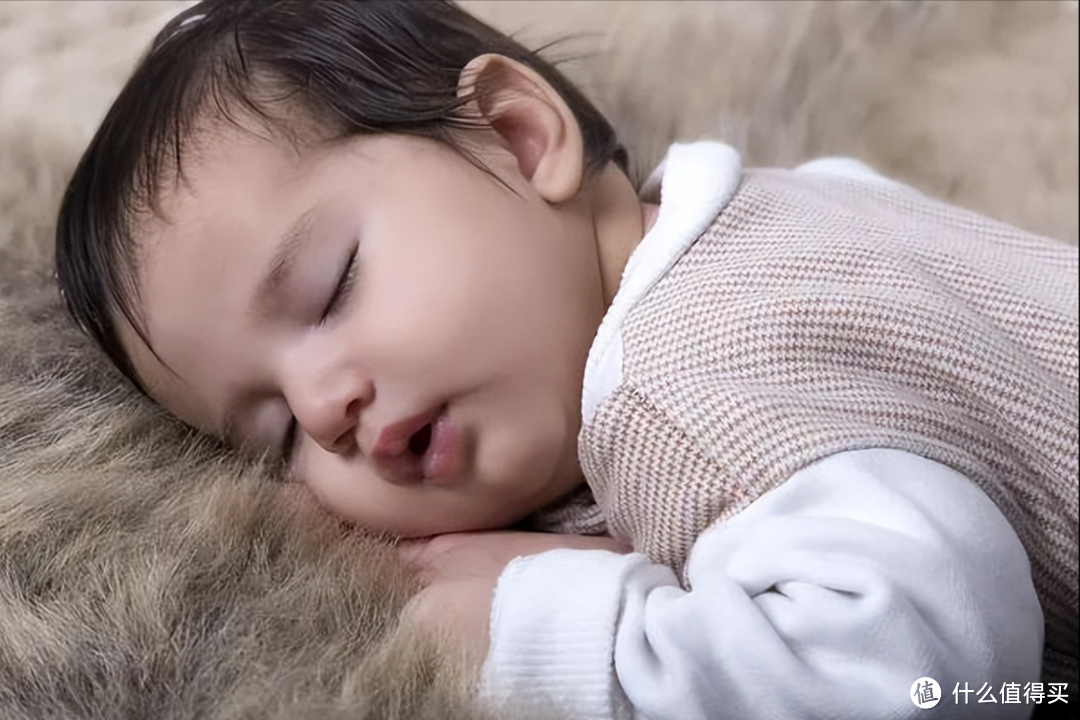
[252,206,318,320]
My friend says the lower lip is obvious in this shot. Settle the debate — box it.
[422,410,464,484]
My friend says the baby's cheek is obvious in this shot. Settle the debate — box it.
[294,452,362,520]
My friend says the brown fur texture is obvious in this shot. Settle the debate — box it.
[0,275,525,719]
[1,2,1076,718]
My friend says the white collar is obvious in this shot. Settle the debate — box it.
[581,141,743,424]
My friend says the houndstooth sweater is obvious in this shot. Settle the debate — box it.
[506,143,1077,716]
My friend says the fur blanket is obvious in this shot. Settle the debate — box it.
[1,2,1076,718]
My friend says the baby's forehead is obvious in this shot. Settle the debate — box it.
[131,114,356,289]
[138,111,315,222]
[155,95,322,185]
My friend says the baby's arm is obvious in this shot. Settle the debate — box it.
[481,449,1043,719]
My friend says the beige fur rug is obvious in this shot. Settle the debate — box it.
[1,2,1076,718]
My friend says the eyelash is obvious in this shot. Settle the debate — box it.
[321,245,359,322]
[282,245,360,466]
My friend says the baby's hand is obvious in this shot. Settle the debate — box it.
[398,531,627,669]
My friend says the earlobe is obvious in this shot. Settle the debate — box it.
[457,54,584,203]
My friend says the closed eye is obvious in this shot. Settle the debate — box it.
[321,244,359,322]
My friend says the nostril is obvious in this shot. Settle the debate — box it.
[407,423,432,456]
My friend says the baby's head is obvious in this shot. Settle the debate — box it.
[56,0,647,537]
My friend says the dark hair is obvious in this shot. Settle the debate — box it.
[55,0,626,389]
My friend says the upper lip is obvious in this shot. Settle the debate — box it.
[368,406,441,483]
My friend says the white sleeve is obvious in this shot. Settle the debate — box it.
[480,449,1043,720]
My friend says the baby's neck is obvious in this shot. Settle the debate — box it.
[589,164,658,308]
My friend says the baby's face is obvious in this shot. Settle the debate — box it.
[127,126,606,536]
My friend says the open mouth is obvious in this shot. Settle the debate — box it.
[370,406,461,485]
[407,423,433,457]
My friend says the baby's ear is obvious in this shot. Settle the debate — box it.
[457,54,584,203]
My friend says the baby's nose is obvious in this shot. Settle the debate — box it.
[298,396,360,455]
[286,360,374,455]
